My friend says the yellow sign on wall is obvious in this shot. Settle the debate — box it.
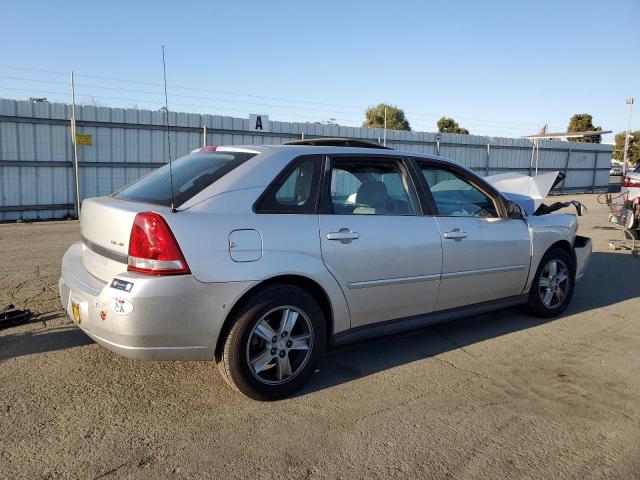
[75,133,92,146]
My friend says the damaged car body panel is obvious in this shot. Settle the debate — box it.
[485,171,587,217]
[484,170,592,287]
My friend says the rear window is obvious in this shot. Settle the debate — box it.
[114,151,256,207]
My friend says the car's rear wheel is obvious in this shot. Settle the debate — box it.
[528,247,575,318]
[217,284,326,400]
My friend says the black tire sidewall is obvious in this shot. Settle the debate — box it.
[221,285,326,400]
[528,248,576,318]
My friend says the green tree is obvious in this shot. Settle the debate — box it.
[363,103,410,131]
[313,118,338,126]
[612,131,640,166]
[437,117,469,135]
[567,113,602,143]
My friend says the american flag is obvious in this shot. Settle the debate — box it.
[537,124,548,135]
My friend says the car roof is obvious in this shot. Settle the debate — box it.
[217,144,455,163]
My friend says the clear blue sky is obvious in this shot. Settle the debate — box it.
[1,0,638,140]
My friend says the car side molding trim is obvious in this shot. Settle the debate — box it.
[441,264,528,280]
[347,273,441,290]
[347,265,527,290]
[330,294,528,346]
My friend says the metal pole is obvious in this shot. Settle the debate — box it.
[70,71,81,218]
[591,151,599,192]
[623,97,634,176]
[485,142,490,175]
[383,107,387,147]
[561,146,572,194]
[529,141,535,176]
[203,125,207,147]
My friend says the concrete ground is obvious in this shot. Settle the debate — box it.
[1,194,639,479]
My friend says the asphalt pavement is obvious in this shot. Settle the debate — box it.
[1,194,639,479]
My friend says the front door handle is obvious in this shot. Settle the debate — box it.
[327,228,359,241]
[443,228,467,240]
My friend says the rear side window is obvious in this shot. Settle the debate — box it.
[254,155,323,214]
[115,151,256,207]
[328,157,420,215]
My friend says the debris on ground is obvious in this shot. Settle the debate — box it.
[0,304,33,329]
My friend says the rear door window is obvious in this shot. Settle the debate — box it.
[115,150,256,207]
[327,157,420,215]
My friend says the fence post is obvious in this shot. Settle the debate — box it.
[70,71,81,219]
[485,142,490,175]
[561,146,571,194]
[591,150,599,192]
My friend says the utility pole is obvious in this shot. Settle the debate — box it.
[623,97,634,176]
[383,107,387,147]
[70,71,81,218]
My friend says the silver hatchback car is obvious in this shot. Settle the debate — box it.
[59,139,591,399]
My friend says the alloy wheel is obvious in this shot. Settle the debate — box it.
[538,259,570,309]
[245,306,313,385]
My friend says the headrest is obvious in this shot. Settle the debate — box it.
[356,180,388,208]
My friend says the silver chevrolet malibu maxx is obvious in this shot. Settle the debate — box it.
[59,139,591,400]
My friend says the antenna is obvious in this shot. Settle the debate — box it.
[161,45,176,212]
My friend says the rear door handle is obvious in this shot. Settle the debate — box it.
[327,228,359,241]
[443,229,467,240]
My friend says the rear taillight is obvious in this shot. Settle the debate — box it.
[622,177,640,188]
[127,212,190,275]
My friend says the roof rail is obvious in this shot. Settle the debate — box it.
[283,137,392,149]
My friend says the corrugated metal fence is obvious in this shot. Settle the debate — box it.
[0,98,612,221]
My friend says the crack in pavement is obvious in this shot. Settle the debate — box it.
[431,326,479,360]
[433,356,496,382]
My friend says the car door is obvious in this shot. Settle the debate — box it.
[415,161,531,311]
[318,155,442,328]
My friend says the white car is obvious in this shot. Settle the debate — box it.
[622,166,640,200]
[619,166,640,229]
[59,139,592,399]
[610,163,623,176]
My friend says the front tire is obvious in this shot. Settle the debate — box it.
[217,284,326,400]
[527,247,575,318]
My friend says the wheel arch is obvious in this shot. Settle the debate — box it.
[529,239,577,287]
[546,239,576,268]
[214,274,334,360]
[523,237,577,294]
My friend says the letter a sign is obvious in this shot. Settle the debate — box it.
[249,114,270,132]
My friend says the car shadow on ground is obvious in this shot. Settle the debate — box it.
[0,321,94,362]
[299,251,640,396]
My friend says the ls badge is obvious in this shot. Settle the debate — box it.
[110,297,134,316]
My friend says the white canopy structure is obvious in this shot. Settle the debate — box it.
[522,130,612,174]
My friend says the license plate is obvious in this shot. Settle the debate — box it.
[71,301,81,325]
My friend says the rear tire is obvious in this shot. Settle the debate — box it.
[217,284,326,400]
[527,247,575,318]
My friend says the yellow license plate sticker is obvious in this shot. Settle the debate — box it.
[71,301,81,325]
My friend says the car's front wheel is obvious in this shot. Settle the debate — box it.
[217,284,326,400]
[528,247,575,318]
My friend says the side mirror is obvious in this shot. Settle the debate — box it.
[506,200,524,219]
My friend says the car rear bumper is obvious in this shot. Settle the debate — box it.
[574,235,592,282]
[59,242,256,361]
